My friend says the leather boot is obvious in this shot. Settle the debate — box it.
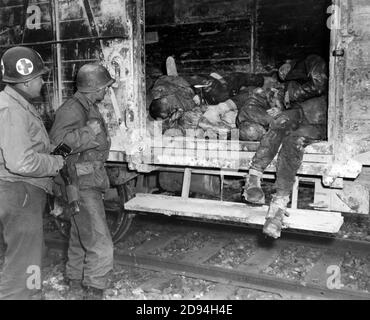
[83,286,104,300]
[263,194,290,239]
[243,169,265,205]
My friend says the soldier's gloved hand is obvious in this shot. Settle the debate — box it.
[87,119,102,135]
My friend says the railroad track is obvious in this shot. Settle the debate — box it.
[45,215,370,300]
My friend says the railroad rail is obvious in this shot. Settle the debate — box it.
[45,216,370,300]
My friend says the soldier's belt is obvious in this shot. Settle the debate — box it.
[75,161,104,176]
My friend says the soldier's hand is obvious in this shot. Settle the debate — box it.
[87,119,102,135]
[55,155,65,171]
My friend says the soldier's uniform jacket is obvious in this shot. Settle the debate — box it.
[0,85,61,193]
[49,91,111,191]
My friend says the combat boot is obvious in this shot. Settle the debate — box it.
[263,194,290,239]
[83,286,104,300]
[64,278,85,300]
[243,169,265,205]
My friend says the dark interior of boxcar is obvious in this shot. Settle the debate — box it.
[0,0,332,129]
[145,0,331,83]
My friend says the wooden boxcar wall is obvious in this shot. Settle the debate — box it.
[0,0,145,137]
[145,0,332,77]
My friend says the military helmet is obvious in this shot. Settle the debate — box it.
[76,63,115,93]
[0,46,49,83]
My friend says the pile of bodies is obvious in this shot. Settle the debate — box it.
[147,55,329,198]
[149,72,272,139]
[147,71,287,141]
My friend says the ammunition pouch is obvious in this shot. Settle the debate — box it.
[75,160,110,191]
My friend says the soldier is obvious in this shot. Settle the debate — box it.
[49,63,115,300]
[0,46,64,299]
[243,54,328,239]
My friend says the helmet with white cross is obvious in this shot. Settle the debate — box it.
[0,46,49,83]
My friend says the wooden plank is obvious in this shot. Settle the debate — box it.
[345,119,370,135]
[175,0,251,23]
[181,168,192,198]
[150,150,359,177]
[346,40,370,68]
[155,147,333,164]
[134,235,182,255]
[237,244,288,274]
[351,4,370,38]
[160,137,332,155]
[125,193,344,233]
[291,177,299,210]
[347,93,370,120]
[180,238,231,264]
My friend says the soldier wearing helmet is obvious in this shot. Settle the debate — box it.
[49,63,115,300]
[0,46,65,300]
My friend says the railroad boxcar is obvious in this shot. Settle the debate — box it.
[1,0,369,241]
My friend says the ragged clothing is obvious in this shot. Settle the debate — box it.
[249,54,329,197]
[236,88,283,141]
[284,54,328,103]
[237,55,328,142]
[250,97,327,196]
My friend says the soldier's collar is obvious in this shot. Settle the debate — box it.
[74,91,95,111]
